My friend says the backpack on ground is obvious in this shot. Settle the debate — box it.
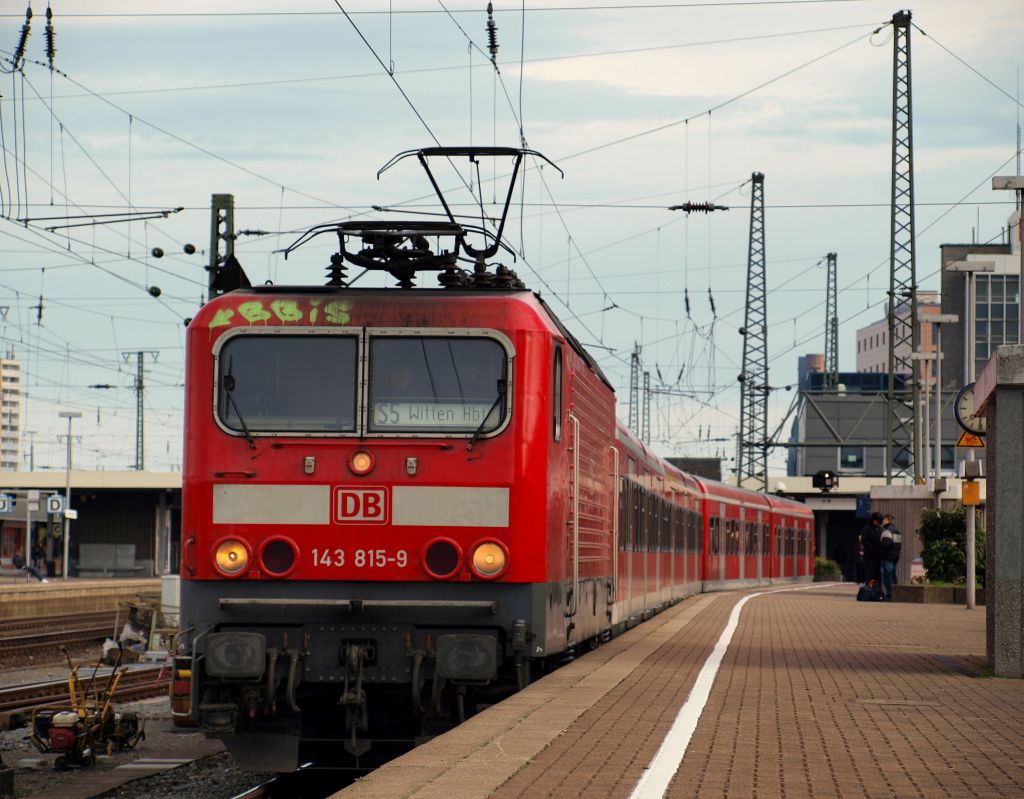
[857,580,883,602]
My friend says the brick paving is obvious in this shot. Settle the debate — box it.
[336,585,1024,799]
[668,587,1021,799]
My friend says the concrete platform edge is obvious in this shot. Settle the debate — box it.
[336,593,721,799]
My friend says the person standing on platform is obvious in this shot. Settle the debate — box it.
[851,534,866,584]
[860,512,884,590]
[879,514,902,602]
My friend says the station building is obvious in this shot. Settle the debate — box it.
[0,470,180,578]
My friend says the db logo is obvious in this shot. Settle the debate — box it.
[335,487,389,524]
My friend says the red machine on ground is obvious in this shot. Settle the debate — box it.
[175,148,814,771]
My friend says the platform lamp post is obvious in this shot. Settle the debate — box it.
[58,411,82,580]
[921,314,959,507]
[947,259,995,610]
[910,351,936,486]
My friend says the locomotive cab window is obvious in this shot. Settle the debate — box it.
[217,334,357,433]
[368,336,507,434]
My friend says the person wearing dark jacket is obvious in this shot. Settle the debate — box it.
[12,549,45,582]
[879,514,902,601]
[860,512,884,589]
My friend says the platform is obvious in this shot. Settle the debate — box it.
[336,584,1023,798]
[0,577,161,620]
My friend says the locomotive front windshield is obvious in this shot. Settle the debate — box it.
[218,335,358,432]
[368,337,506,434]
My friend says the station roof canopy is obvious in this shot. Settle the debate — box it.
[0,470,181,491]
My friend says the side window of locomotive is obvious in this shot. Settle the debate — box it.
[368,337,506,434]
[553,343,563,442]
[217,335,357,432]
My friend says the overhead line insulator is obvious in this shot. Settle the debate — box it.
[44,5,56,70]
[486,3,499,64]
[668,201,730,214]
[13,6,32,69]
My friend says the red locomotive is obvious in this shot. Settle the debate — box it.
[175,148,814,771]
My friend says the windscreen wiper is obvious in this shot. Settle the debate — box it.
[467,375,507,452]
[222,357,257,450]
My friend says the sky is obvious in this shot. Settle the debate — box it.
[0,0,1021,475]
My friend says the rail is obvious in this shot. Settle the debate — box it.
[0,665,168,729]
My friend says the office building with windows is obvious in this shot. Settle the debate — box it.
[0,353,22,471]
[855,291,940,374]
[939,214,1021,387]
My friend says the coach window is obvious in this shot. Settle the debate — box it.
[553,343,563,441]
[368,336,506,434]
[217,334,357,433]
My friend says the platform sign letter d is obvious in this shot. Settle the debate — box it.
[46,495,64,515]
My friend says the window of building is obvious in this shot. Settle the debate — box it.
[974,275,1022,374]
[838,446,865,473]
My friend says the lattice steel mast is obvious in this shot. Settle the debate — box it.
[824,252,839,389]
[124,350,157,470]
[628,343,641,432]
[738,172,768,491]
[886,11,920,483]
[642,371,651,445]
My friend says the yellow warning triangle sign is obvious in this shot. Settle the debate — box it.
[956,431,985,448]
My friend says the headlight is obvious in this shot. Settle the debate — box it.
[213,538,250,577]
[349,450,375,476]
[470,540,508,579]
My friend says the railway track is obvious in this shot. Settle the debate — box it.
[0,611,118,661]
[0,665,169,729]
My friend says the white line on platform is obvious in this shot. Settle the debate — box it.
[629,583,838,799]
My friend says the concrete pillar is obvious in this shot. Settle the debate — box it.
[976,345,1024,677]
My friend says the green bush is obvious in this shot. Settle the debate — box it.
[813,557,841,582]
[918,506,986,587]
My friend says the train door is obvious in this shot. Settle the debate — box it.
[618,474,629,616]
[668,497,677,601]
[708,503,725,584]
[759,517,769,585]
[566,414,580,622]
[786,525,794,578]
[724,507,739,582]
[629,478,639,619]
[743,512,760,585]
[773,521,783,580]
[696,508,704,590]
[660,497,671,605]
[706,513,717,583]
[654,496,663,606]
[740,514,749,584]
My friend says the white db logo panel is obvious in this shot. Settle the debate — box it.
[335,487,389,524]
